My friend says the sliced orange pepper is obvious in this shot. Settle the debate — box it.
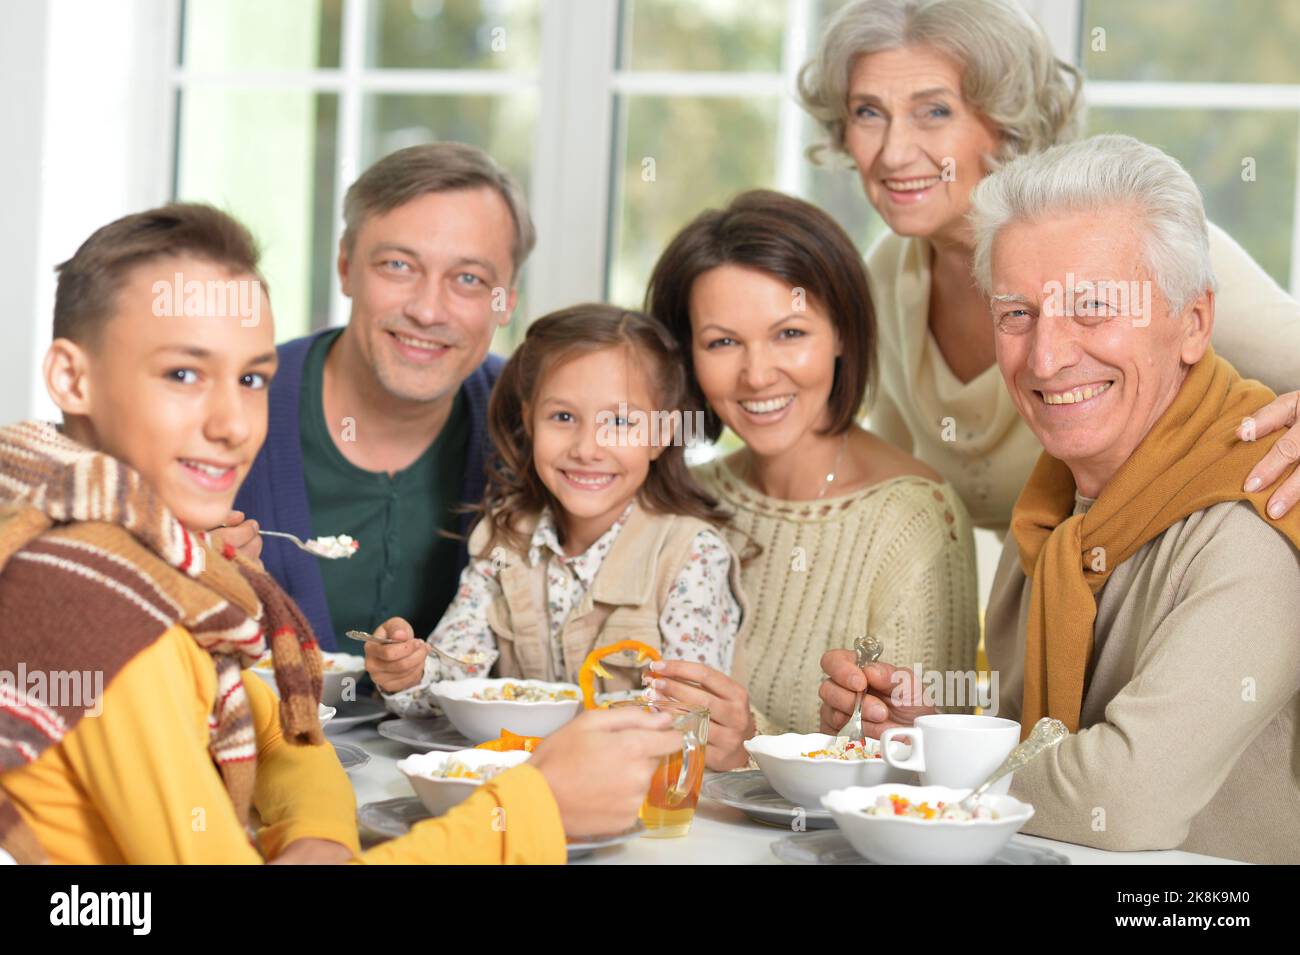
[578,640,661,709]
[475,728,542,752]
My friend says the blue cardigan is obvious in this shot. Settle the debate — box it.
[235,329,503,650]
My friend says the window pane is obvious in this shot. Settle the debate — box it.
[175,90,339,341]
[1087,107,1297,288]
[1081,0,1300,84]
[363,93,536,351]
[608,95,780,308]
[367,0,540,70]
[622,0,785,72]
[181,0,342,70]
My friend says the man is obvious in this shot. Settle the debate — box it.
[225,142,529,662]
[818,134,1300,863]
[0,202,680,864]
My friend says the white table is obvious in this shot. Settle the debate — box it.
[332,723,1239,865]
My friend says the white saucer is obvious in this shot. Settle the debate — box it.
[701,770,837,829]
[376,716,474,752]
[332,741,371,772]
[323,697,389,733]
[770,829,1071,865]
[357,796,642,860]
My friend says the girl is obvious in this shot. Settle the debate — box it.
[364,305,752,768]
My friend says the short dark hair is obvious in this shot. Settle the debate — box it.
[644,189,876,443]
[53,202,266,346]
[341,142,536,284]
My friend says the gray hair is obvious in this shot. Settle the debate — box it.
[969,134,1218,313]
[797,0,1082,167]
[342,141,536,284]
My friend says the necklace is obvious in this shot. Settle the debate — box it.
[743,431,850,500]
[818,431,851,500]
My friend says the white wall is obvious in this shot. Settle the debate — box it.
[0,0,175,422]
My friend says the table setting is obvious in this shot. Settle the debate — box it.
[326,664,1242,866]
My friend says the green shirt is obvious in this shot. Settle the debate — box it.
[299,329,469,655]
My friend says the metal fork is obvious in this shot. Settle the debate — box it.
[835,634,883,740]
[345,629,489,668]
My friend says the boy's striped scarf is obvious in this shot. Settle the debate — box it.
[0,421,324,864]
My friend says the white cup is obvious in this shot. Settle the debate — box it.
[879,714,1020,794]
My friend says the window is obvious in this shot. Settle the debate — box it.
[1080,0,1300,293]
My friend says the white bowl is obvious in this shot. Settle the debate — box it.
[744,733,913,808]
[319,703,336,726]
[251,651,367,706]
[398,748,532,816]
[821,784,1035,865]
[429,677,583,743]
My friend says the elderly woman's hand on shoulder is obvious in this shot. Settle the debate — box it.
[1240,391,1300,519]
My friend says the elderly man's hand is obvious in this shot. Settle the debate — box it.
[818,650,937,738]
[1240,391,1300,519]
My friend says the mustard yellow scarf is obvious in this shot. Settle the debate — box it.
[1011,348,1300,737]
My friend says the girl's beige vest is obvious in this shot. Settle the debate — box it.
[467,505,749,691]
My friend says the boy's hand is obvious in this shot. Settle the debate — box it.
[210,510,263,569]
[364,617,428,693]
[530,707,680,838]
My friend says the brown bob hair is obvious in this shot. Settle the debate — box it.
[643,189,875,443]
[474,303,730,556]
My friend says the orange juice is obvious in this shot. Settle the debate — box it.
[611,699,709,838]
[641,744,706,836]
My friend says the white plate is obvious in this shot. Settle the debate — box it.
[332,741,371,773]
[770,829,1070,865]
[376,716,474,752]
[357,797,642,859]
[701,770,836,829]
[323,697,389,733]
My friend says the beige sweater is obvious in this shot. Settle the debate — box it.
[693,459,979,735]
[867,223,1300,534]
[985,499,1300,864]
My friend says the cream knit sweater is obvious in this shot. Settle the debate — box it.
[693,458,979,734]
[866,223,1300,534]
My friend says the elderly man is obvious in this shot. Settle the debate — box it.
[820,134,1300,863]
[222,142,529,666]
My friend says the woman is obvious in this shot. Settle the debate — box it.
[643,189,979,739]
[797,0,1300,533]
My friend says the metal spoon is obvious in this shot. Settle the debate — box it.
[345,629,489,668]
[835,634,883,741]
[258,529,354,559]
[958,717,1068,811]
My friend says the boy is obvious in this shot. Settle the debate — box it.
[0,203,678,864]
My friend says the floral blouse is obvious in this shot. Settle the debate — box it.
[381,503,743,718]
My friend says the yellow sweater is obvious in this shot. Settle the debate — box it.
[0,625,565,864]
[866,223,1300,533]
[693,461,979,734]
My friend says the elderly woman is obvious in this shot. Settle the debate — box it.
[643,189,979,739]
[798,0,1300,533]
[822,135,1300,864]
